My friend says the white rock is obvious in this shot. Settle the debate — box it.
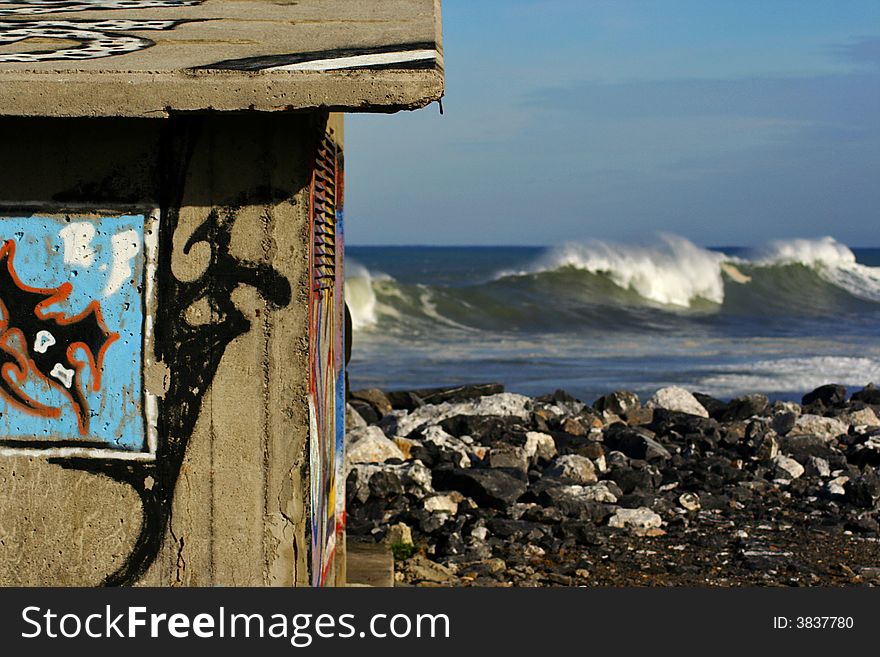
[524,431,557,461]
[646,386,709,418]
[386,393,533,437]
[547,454,597,484]
[384,522,413,547]
[420,425,471,468]
[557,482,619,504]
[678,492,701,511]
[825,475,849,497]
[773,455,805,480]
[788,414,848,442]
[608,507,663,530]
[346,426,405,465]
[348,461,433,502]
[424,494,459,515]
[841,407,880,428]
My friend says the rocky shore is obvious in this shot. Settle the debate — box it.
[345,382,880,586]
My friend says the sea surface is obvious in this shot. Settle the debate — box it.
[345,236,880,403]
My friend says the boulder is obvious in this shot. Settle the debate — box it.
[772,455,805,480]
[346,426,405,465]
[788,414,848,442]
[524,431,558,462]
[718,394,769,422]
[852,383,880,405]
[802,383,847,407]
[608,507,662,530]
[434,467,527,510]
[646,386,709,418]
[545,455,598,484]
[350,388,393,416]
[593,390,640,417]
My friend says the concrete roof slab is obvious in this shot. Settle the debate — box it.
[0,0,444,116]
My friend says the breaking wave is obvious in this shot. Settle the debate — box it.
[345,236,880,334]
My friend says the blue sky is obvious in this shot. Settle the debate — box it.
[345,0,880,246]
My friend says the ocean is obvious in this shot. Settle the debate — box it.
[345,236,880,404]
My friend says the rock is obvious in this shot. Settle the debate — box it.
[545,455,597,484]
[411,425,471,468]
[773,455,805,480]
[348,398,380,424]
[423,494,459,515]
[852,383,880,405]
[369,470,405,498]
[434,467,527,510]
[678,492,701,511]
[347,426,406,465]
[350,388,393,416]
[393,436,418,460]
[488,446,529,473]
[524,431,558,462]
[593,390,640,417]
[398,554,456,584]
[788,414,848,442]
[646,386,709,418]
[802,383,847,407]
[840,407,880,428]
[604,425,671,461]
[389,393,532,437]
[608,507,662,530]
[409,383,504,406]
[718,394,769,422]
[561,416,589,436]
[385,390,425,411]
[348,461,433,503]
[693,392,726,417]
[346,403,368,430]
[845,474,880,508]
[804,456,831,478]
[384,522,413,547]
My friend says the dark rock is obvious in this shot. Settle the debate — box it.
[593,390,640,417]
[349,399,380,425]
[802,384,847,408]
[845,473,880,508]
[385,390,425,411]
[717,394,769,422]
[852,383,880,405]
[368,470,404,499]
[604,424,671,461]
[434,467,527,510]
[412,383,505,406]
[439,414,522,441]
[537,389,581,404]
[350,388,393,416]
[607,465,658,494]
[693,392,727,417]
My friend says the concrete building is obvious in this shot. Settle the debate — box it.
[0,0,443,586]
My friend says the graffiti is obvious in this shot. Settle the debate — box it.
[0,239,117,435]
[198,42,440,72]
[27,120,295,586]
[309,129,345,586]
[0,19,190,62]
[0,0,201,17]
[0,215,154,456]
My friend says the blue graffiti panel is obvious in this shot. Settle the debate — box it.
[0,214,149,452]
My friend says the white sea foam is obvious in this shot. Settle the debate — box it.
[497,234,880,308]
[344,260,381,329]
[501,234,727,307]
[697,356,880,398]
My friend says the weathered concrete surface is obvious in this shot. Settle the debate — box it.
[0,113,320,585]
[0,0,444,116]
[346,540,393,587]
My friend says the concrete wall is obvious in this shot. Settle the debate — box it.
[0,112,336,586]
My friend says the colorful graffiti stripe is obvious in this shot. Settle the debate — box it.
[308,127,345,586]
